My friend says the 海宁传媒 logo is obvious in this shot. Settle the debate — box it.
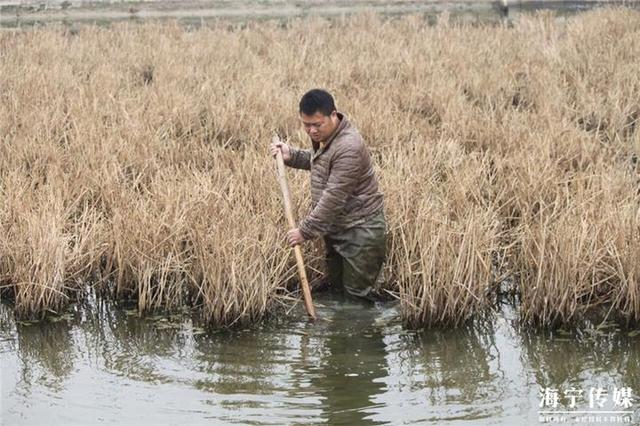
[538,386,635,423]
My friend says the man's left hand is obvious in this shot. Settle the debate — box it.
[287,228,305,247]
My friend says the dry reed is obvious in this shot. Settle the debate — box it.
[0,8,639,328]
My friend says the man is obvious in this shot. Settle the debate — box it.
[269,89,385,300]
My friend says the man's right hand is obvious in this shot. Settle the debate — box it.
[269,141,292,161]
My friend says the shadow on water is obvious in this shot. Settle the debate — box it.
[2,292,640,424]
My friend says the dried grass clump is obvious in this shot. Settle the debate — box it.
[381,138,500,327]
[0,174,104,318]
[511,169,639,326]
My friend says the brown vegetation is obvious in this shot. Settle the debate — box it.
[0,8,638,327]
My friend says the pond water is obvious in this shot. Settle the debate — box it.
[2,291,639,425]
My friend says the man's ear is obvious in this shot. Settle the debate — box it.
[330,110,338,121]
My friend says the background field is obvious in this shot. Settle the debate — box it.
[2,0,639,27]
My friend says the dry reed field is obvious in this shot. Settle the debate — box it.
[0,8,639,328]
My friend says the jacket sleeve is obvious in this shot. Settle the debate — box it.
[284,147,312,170]
[298,142,361,239]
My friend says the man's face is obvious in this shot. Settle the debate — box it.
[300,111,338,143]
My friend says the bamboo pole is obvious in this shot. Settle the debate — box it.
[273,135,316,320]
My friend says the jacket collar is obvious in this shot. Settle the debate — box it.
[312,112,347,153]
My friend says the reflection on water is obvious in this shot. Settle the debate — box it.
[1,292,640,425]
[522,325,640,411]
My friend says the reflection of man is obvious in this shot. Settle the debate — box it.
[301,298,387,424]
[269,89,385,300]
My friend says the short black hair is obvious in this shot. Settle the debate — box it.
[299,89,336,116]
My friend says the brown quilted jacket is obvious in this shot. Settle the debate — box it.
[284,113,384,239]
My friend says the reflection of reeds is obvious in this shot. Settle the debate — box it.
[0,9,639,327]
[15,319,76,391]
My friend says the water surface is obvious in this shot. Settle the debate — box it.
[2,291,639,425]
